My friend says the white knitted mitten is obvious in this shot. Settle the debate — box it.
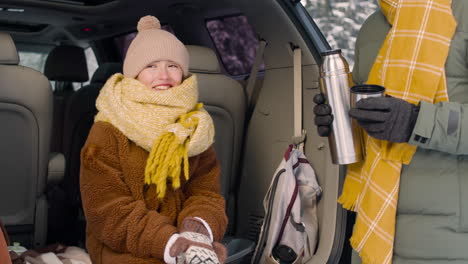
[175,231,220,264]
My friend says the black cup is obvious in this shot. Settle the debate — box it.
[272,244,297,264]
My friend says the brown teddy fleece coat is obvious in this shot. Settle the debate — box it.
[80,121,228,264]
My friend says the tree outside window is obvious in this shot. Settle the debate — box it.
[301,0,378,69]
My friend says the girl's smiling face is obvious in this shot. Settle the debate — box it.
[136,60,183,91]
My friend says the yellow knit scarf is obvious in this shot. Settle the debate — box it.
[338,1,456,263]
[95,73,214,198]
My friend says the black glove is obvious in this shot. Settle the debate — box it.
[313,93,334,137]
[348,96,420,143]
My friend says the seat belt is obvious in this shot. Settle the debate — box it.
[246,39,267,114]
[292,47,306,152]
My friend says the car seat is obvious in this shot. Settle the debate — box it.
[187,45,246,233]
[0,32,53,248]
[187,45,255,262]
[44,45,88,153]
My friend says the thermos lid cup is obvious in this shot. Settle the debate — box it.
[350,84,385,94]
[350,84,385,108]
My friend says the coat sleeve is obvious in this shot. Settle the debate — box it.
[177,146,228,242]
[351,10,389,86]
[80,122,177,259]
[408,101,468,155]
[352,34,363,86]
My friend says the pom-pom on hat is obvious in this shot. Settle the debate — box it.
[123,15,189,78]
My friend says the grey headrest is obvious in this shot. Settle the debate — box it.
[44,45,89,82]
[91,63,122,84]
[186,45,220,73]
[0,33,19,65]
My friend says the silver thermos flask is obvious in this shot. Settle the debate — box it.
[319,49,362,164]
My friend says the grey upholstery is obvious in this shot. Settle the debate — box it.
[187,45,247,233]
[48,153,65,185]
[0,32,53,247]
[0,34,19,65]
[187,45,221,73]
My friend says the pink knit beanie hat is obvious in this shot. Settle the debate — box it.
[123,15,189,78]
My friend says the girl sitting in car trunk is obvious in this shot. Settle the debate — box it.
[80,15,227,264]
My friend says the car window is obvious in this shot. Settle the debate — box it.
[301,0,378,69]
[18,50,49,72]
[18,46,98,91]
[206,15,264,76]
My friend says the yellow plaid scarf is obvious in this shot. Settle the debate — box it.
[338,1,456,263]
[95,73,214,198]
